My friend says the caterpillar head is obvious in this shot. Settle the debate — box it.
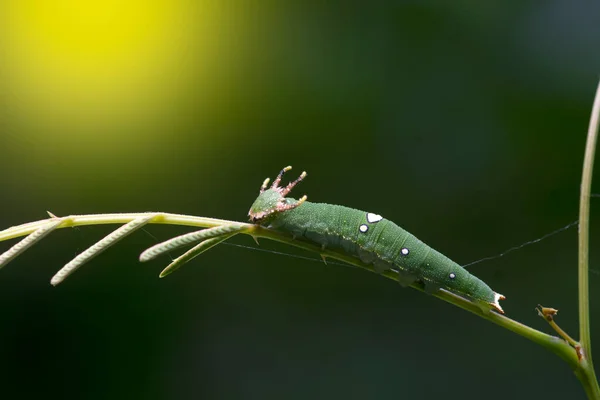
[248,166,307,224]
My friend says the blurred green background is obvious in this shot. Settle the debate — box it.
[1,1,600,399]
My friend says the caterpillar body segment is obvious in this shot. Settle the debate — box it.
[248,167,505,314]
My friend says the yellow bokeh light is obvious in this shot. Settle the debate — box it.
[26,1,165,57]
[0,1,214,155]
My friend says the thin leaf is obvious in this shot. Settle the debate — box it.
[0,218,65,269]
[51,214,157,285]
[159,233,237,278]
[139,224,246,262]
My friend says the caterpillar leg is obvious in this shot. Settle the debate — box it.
[396,271,418,287]
[423,280,441,294]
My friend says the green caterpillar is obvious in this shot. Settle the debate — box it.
[248,166,505,314]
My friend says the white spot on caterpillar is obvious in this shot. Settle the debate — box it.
[449,273,456,279]
[359,224,369,233]
[366,213,383,223]
[401,248,409,256]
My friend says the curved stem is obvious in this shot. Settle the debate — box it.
[577,79,600,398]
[0,212,580,371]
[580,80,600,357]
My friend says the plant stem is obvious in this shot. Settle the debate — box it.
[580,80,600,358]
[577,79,600,398]
[0,212,581,371]
[0,212,238,241]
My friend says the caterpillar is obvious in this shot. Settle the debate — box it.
[248,166,505,314]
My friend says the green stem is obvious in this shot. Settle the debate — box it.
[0,212,581,371]
[0,212,237,241]
[577,79,600,398]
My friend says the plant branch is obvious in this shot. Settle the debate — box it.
[580,79,600,359]
[574,79,600,399]
[0,212,580,371]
